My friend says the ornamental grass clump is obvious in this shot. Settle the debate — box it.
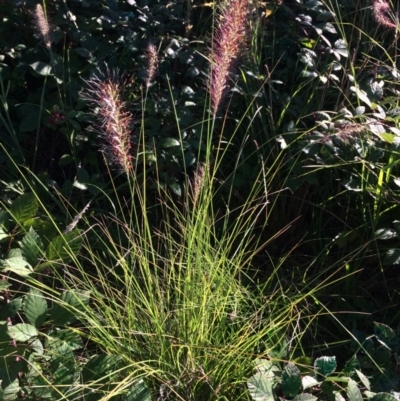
[209,0,249,115]
[81,69,134,175]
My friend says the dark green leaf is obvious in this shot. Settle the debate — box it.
[123,380,151,401]
[370,394,399,401]
[282,363,302,398]
[0,378,20,401]
[49,329,83,351]
[46,229,83,263]
[159,138,180,148]
[24,289,47,328]
[314,356,336,377]
[51,290,90,326]
[82,354,123,383]
[19,227,43,266]
[374,322,398,351]
[10,193,38,224]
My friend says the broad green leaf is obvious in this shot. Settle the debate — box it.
[343,356,360,376]
[51,290,90,326]
[10,193,38,224]
[302,375,320,390]
[82,354,123,382]
[347,378,362,401]
[255,359,280,376]
[0,378,20,401]
[0,298,23,320]
[0,279,10,291]
[355,369,370,391]
[370,394,398,401]
[48,329,83,351]
[48,341,76,373]
[7,323,38,342]
[168,182,182,197]
[294,394,317,401]
[374,322,398,351]
[46,229,83,263]
[0,226,8,241]
[123,380,151,401]
[158,138,180,148]
[19,227,43,266]
[1,257,33,277]
[282,363,302,398]
[31,375,54,399]
[247,372,275,401]
[314,356,336,377]
[30,61,53,76]
[24,288,48,328]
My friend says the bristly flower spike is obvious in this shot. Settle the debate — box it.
[208,0,249,115]
[372,0,397,29]
[144,43,159,88]
[33,3,52,49]
[81,69,134,175]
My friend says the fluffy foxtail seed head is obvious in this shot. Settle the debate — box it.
[144,43,158,87]
[33,4,52,49]
[81,69,134,175]
[372,0,397,29]
[208,0,249,115]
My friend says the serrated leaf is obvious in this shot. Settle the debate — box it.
[248,372,275,401]
[1,257,33,277]
[24,288,47,328]
[51,290,90,326]
[48,329,83,351]
[7,323,38,342]
[0,298,23,320]
[347,378,363,401]
[374,322,398,351]
[82,354,123,382]
[123,380,151,401]
[282,363,302,398]
[314,356,336,377]
[48,340,76,372]
[370,394,399,401]
[19,227,43,266]
[0,378,20,401]
[46,229,82,263]
[0,279,10,291]
[10,193,38,224]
